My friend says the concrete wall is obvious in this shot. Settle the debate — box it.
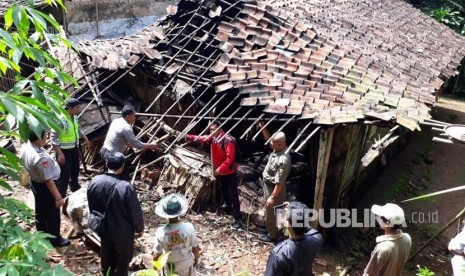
[64,0,176,40]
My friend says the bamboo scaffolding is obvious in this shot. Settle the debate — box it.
[193,93,242,141]
[264,116,296,145]
[217,108,254,143]
[252,115,278,141]
[165,93,227,152]
[240,114,265,140]
[286,120,313,154]
[78,58,143,116]
[149,39,219,136]
[295,126,321,153]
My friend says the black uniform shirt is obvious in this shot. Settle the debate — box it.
[265,228,323,276]
[87,173,144,241]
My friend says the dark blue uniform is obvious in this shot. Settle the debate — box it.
[265,228,323,276]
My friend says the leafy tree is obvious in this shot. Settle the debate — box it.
[429,6,464,27]
[0,0,76,274]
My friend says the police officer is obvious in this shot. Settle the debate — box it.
[20,129,70,247]
[258,121,292,243]
[265,201,323,276]
[51,98,89,197]
[100,105,158,180]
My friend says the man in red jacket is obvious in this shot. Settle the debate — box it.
[184,120,242,229]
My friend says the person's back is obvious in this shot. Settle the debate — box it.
[366,231,411,276]
[266,228,323,276]
[87,173,144,240]
[153,194,200,276]
[154,222,198,272]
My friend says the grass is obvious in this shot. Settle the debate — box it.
[384,174,410,202]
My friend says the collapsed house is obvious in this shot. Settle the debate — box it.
[4,0,465,231]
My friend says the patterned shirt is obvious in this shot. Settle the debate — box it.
[154,222,199,272]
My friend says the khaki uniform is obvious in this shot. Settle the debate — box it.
[262,150,291,239]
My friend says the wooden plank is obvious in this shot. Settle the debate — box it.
[312,127,334,229]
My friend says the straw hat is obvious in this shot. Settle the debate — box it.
[155,193,189,218]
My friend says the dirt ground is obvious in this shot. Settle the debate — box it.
[3,96,465,275]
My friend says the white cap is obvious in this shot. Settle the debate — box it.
[371,203,405,226]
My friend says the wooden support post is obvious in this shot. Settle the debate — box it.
[312,127,334,229]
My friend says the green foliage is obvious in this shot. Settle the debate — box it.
[0,0,77,190]
[136,252,178,276]
[0,0,78,275]
[0,197,71,275]
[416,265,435,276]
[429,6,463,27]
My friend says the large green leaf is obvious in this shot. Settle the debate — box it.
[26,9,46,32]
[153,251,171,270]
[4,8,13,30]
[0,178,13,191]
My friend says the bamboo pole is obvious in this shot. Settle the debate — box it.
[408,206,465,261]
[295,126,321,153]
[264,116,296,145]
[286,121,313,154]
[251,115,278,141]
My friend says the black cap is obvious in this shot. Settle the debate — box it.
[121,105,136,117]
[65,98,80,108]
[106,152,125,170]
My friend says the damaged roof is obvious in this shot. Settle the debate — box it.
[75,0,465,130]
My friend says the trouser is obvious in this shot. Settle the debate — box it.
[57,146,80,197]
[99,147,130,181]
[263,180,286,239]
[100,236,134,276]
[30,180,61,242]
[219,173,241,220]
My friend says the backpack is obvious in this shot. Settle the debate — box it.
[220,135,243,164]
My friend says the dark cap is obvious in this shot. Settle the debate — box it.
[121,105,136,117]
[65,98,80,108]
[106,152,126,170]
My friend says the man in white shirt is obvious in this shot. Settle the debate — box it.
[448,222,465,275]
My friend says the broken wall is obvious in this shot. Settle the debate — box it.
[64,0,176,40]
